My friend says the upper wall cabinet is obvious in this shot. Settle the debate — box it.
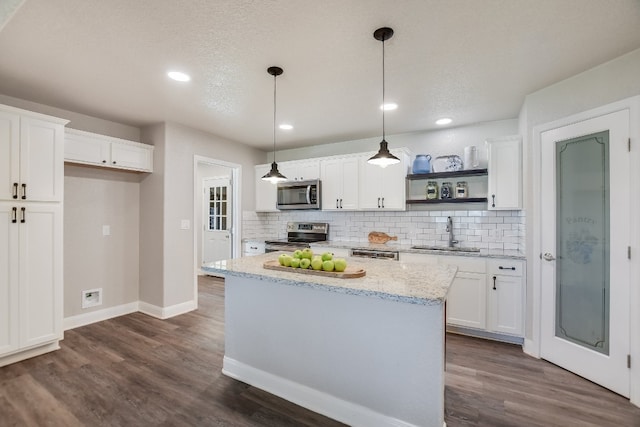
[279,159,320,182]
[64,128,154,173]
[486,135,522,210]
[358,149,410,210]
[320,156,359,210]
[0,104,68,202]
[255,163,278,212]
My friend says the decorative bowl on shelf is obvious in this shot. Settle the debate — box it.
[432,155,463,172]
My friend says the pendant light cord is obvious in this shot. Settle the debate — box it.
[273,73,277,163]
[381,36,386,140]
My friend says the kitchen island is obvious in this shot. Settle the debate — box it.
[202,253,457,427]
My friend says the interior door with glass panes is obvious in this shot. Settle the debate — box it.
[202,177,232,264]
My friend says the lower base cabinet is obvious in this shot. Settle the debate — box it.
[401,252,525,340]
[0,202,63,366]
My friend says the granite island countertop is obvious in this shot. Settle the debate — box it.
[202,252,457,306]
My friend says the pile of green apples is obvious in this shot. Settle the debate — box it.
[278,248,347,272]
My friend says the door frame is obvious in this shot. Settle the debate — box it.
[530,95,640,406]
[192,155,241,293]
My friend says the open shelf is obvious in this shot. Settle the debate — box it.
[406,168,488,180]
[406,197,488,205]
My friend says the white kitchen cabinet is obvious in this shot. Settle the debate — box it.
[65,128,154,172]
[279,159,320,182]
[320,156,359,210]
[442,256,487,330]
[487,259,525,336]
[486,135,522,210]
[0,105,67,202]
[358,149,410,210]
[255,163,278,211]
[0,202,63,366]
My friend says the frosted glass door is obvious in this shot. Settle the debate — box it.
[555,131,609,354]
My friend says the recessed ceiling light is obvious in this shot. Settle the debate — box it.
[380,103,398,111]
[279,124,293,130]
[167,71,191,82]
[435,118,452,125]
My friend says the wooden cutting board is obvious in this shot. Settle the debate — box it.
[368,231,398,244]
[263,260,366,279]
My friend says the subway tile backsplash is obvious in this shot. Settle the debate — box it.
[243,209,526,256]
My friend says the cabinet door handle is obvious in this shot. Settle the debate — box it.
[377,197,381,208]
[112,161,117,165]
[12,182,18,199]
[102,160,107,164]
[21,183,26,200]
[336,199,339,209]
[491,194,495,208]
[498,266,516,271]
[20,207,25,223]
[339,198,343,209]
[381,197,385,208]
[11,207,17,223]
[492,275,497,290]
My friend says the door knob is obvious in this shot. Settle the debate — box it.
[542,252,556,261]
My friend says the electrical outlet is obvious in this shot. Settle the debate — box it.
[82,288,102,309]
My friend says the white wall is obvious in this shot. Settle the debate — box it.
[64,165,141,317]
[141,122,263,308]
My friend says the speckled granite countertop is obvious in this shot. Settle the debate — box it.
[202,252,457,306]
[310,241,526,260]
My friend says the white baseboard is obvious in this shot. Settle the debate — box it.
[222,356,419,427]
[138,299,196,320]
[63,302,139,330]
[64,299,197,329]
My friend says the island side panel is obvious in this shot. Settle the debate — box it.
[223,274,445,427]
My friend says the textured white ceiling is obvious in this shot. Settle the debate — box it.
[1,0,639,150]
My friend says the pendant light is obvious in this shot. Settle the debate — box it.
[261,66,288,183]
[368,27,400,168]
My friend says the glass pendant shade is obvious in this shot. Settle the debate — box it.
[262,161,287,183]
[262,66,287,183]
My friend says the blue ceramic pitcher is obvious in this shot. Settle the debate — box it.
[412,154,432,174]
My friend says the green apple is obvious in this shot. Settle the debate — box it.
[299,258,311,269]
[290,258,301,268]
[282,255,292,267]
[311,257,323,270]
[322,260,335,272]
[301,248,314,259]
[333,258,347,272]
[321,252,333,261]
[278,253,288,266]
[293,249,303,259]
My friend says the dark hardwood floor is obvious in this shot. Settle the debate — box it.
[1,275,639,426]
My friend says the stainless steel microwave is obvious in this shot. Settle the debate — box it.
[276,179,321,210]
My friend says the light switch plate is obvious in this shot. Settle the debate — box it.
[102,225,110,236]
[180,219,190,230]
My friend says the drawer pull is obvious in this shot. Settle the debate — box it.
[498,266,516,271]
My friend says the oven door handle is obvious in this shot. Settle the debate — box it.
[306,185,311,204]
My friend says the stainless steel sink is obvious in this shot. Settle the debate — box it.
[410,245,480,253]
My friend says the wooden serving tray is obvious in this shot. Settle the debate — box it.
[263,260,366,279]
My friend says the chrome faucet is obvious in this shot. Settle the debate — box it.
[446,216,459,248]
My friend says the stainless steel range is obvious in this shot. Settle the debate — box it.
[264,222,329,253]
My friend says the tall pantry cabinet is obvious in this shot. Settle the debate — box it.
[0,104,68,366]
